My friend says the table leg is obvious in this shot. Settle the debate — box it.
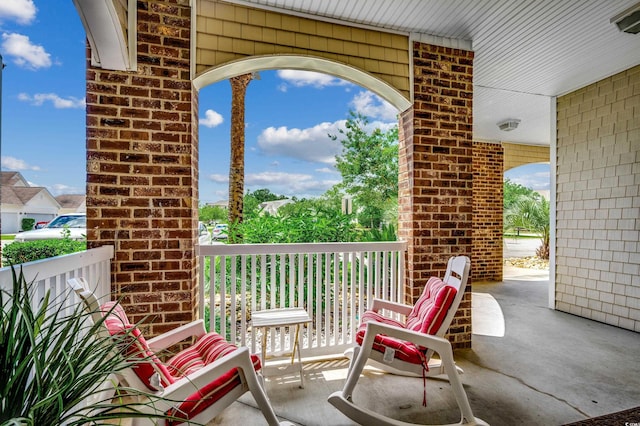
[261,327,267,367]
[293,324,304,388]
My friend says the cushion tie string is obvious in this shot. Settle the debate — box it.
[419,351,429,407]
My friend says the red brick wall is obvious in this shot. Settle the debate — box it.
[472,141,503,281]
[85,0,198,335]
[399,42,474,349]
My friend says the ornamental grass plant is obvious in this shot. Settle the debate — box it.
[0,267,188,425]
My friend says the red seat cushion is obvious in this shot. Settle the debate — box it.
[166,354,261,425]
[167,332,245,377]
[355,277,457,366]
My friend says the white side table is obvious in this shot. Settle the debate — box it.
[252,307,311,388]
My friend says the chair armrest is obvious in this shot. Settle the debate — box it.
[147,319,207,352]
[361,321,452,357]
[369,298,412,316]
[160,346,257,402]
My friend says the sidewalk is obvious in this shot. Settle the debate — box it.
[503,236,541,259]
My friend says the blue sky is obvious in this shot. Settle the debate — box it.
[0,0,549,205]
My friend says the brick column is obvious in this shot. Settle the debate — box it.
[399,42,474,349]
[85,0,198,335]
[473,141,504,281]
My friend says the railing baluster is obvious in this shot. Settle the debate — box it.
[240,255,247,346]
[210,254,216,332]
[220,255,227,338]
[300,253,315,348]
[260,254,267,311]
[348,253,360,343]
[250,255,257,353]
[341,251,348,345]
[333,252,339,347]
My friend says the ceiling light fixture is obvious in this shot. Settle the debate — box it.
[611,2,640,34]
[497,119,520,132]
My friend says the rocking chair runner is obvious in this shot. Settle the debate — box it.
[328,256,488,426]
[68,278,293,426]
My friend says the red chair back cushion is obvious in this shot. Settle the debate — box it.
[100,301,175,390]
[406,277,457,335]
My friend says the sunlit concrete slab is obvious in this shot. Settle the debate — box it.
[472,292,505,337]
[211,270,640,426]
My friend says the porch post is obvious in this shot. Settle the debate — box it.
[85,0,199,335]
[398,42,474,349]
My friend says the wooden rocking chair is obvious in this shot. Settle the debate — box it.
[68,277,293,426]
[328,256,488,426]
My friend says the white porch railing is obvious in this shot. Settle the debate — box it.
[197,241,407,358]
[0,246,114,312]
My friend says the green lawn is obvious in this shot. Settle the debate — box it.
[1,235,15,241]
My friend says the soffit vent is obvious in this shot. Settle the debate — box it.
[611,3,640,34]
[497,119,521,132]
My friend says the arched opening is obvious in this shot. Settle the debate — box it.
[193,55,411,112]
[193,55,409,235]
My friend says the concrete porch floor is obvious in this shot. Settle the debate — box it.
[211,265,640,425]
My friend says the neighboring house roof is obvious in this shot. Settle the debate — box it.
[1,185,61,209]
[258,199,293,216]
[1,171,29,187]
[56,194,87,210]
[0,171,62,210]
[207,200,229,208]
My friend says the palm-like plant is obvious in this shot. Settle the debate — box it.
[504,195,550,260]
[0,267,186,425]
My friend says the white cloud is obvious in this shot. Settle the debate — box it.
[258,121,345,164]
[0,0,36,25]
[2,32,51,69]
[315,167,338,174]
[505,164,551,191]
[18,92,85,109]
[208,174,228,183]
[277,70,350,90]
[509,172,550,191]
[245,171,339,197]
[48,183,83,196]
[350,91,398,121]
[1,156,40,171]
[200,109,224,128]
[207,170,338,197]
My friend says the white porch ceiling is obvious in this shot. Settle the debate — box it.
[225,0,640,146]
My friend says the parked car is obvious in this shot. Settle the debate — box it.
[14,213,86,242]
[198,221,212,245]
[211,223,228,240]
[35,221,49,229]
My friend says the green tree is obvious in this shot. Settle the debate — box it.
[505,196,550,259]
[504,178,540,210]
[199,204,227,224]
[333,111,398,228]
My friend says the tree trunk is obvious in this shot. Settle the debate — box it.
[228,73,253,242]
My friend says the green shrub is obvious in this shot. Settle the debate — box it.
[359,223,397,242]
[2,239,87,265]
[20,218,35,231]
